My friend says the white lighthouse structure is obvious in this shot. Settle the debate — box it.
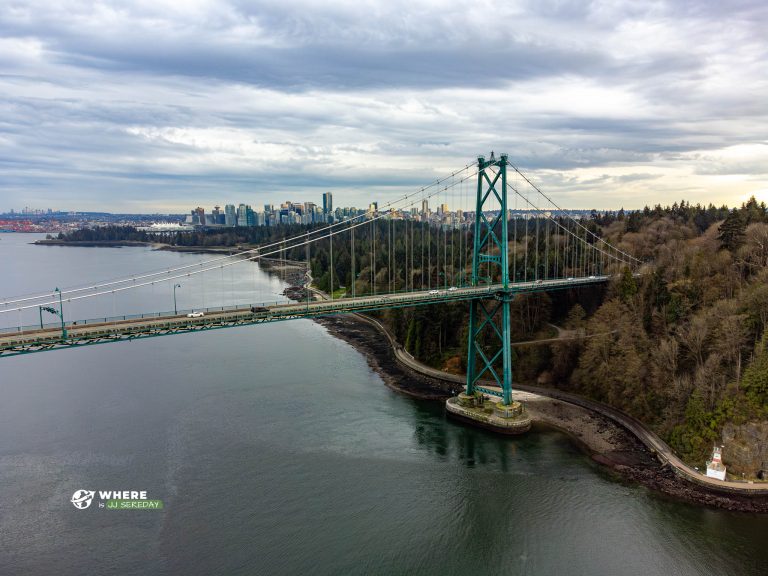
[706,446,727,481]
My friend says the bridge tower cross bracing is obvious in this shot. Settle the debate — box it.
[465,152,515,405]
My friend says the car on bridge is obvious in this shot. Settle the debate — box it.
[429,290,440,295]
[448,286,458,291]
[250,306,269,313]
[187,312,204,318]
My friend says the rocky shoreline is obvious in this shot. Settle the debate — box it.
[34,239,247,254]
[314,314,768,513]
[34,239,156,248]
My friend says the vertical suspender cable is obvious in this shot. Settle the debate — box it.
[389,213,393,293]
[404,215,407,292]
[451,210,455,287]
[329,228,334,300]
[371,218,375,295]
[535,211,540,281]
[421,217,424,290]
[351,224,355,298]
[444,213,448,288]
[410,215,414,291]
[370,219,374,294]
[600,239,604,275]
[555,213,559,279]
[427,210,431,290]
[513,187,518,283]
[436,198,440,290]
[572,222,577,277]
[576,223,580,277]
[544,215,549,280]
[524,213,529,283]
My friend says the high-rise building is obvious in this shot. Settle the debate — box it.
[323,192,333,214]
[440,203,449,215]
[246,206,256,226]
[237,204,248,227]
[211,206,225,226]
[193,207,205,226]
[225,204,237,227]
[304,202,318,223]
[421,199,429,215]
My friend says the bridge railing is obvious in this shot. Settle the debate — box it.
[1,274,612,336]
[0,299,293,335]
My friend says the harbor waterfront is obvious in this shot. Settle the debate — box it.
[2,233,768,576]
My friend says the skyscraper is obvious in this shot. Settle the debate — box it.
[225,204,236,227]
[246,206,256,226]
[323,192,333,215]
[237,204,248,227]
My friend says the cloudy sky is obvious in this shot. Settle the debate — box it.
[1,0,767,213]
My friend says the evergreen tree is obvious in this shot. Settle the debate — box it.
[718,210,746,251]
[618,266,638,303]
[743,196,768,224]
[742,329,768,410]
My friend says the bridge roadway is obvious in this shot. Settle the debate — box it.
[0,276,608,357]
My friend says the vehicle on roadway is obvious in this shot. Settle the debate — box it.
[187,312,204,318]
[429,290,440,295]
[448,286,458,291]
[535,279,543,285]
[588,275,596,279]
[567,277,574,281]
[250,306,269,313]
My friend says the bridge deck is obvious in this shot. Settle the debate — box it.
[0,276,608,357]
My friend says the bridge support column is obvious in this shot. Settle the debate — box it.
[447,151,530,434]
[500,290,514,407]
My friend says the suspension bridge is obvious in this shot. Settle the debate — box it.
[1,153,642,420]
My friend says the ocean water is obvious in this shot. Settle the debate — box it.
[1,233,766,576]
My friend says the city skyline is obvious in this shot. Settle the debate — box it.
[1,1,767,213]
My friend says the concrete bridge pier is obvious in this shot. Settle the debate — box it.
[445,393,532,435]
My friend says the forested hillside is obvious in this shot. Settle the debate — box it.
[377,198,768,475]
[576,198,768,474]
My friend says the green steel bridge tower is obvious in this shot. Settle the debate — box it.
[465,152,515,405]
